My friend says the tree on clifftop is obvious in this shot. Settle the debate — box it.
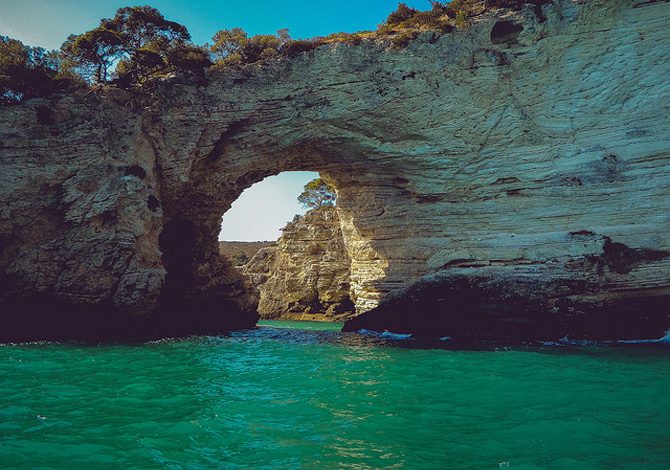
[60,6,210,86]
[297,178,336,209]
[0,36,61,103]
[210,27,292,67]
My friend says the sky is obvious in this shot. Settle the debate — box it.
[0,0,432,241]
[219,172,317,241]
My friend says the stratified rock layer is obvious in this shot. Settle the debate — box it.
[243,206,355,321]
[0,0,668,341]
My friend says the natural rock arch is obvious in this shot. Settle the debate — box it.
[0,0,669,340]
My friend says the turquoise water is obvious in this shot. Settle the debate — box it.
[1,320,669,469]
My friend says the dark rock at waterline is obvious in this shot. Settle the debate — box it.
[343,272,670,343]
[0,296,258,343]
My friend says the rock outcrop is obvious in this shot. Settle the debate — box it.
[219,241,275,266]
[242,206,355,321]
[0,0,668,341]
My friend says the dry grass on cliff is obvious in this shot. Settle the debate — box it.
[216,0,538,68]
[295,2,464,51]
[280,0,543,52]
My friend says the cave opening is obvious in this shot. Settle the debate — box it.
[154,139,394,335]
[490,20,524,44]
[217,171,357,322]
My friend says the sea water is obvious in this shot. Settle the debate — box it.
[0,320,668,469]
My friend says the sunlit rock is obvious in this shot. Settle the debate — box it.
[243,206,355,321]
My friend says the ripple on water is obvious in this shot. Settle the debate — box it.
[0,320,668,469]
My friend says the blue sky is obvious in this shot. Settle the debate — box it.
[0,0,431,50]
[0,0,432,241]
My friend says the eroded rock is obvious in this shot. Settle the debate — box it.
[243,206,355,321]
[0,0,668,341]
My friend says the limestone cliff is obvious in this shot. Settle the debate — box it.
[219,241,275,266]
[243,206,355,321]
[0,0,668,341]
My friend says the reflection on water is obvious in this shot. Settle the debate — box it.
[0,320,668,469]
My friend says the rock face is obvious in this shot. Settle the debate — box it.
[0,0,668,341]
[242,206,355,321]
[219,241,275,266]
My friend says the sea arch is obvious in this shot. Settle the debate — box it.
[1,1,668,340]
[136,0,670,337]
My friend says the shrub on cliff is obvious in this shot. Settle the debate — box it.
[386,3,419,25]
[211,28,302,67]
[485,0,550,8]
[298,178,336,209]
[383,0,538,34]
[380,2,456,36]
[281,39,322,57]
[319,32,365,46]
[235,253,250,266]
[165,44,212,76]
[0,36,62,104]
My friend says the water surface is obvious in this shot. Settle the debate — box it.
[1,320,668,468]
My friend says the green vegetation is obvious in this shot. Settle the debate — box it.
[210,27,330,67]
[0,36,64,104]
[383,2,456,32]
[1,1,541,104]
[298,178,336,209]
[211,28,292,67]
[60,6,210,86]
